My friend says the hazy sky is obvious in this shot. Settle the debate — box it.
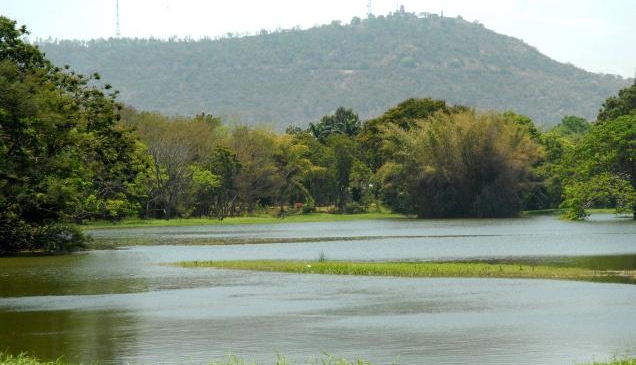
[3,0,635,78]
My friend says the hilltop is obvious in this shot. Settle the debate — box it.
[38,12,630,129]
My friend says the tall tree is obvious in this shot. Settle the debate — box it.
[597,82,636,123]
[358,98,468,172]
[378,110,540,218]
[227,126,278,214]
[308,107,361,142]
[0,17,140,253]
[560,114,636,219]
[206,146,241,219]
[560,84,636,219]
[272,134,317,214]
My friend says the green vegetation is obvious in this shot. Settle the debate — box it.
[175,260,636,284]
[579,360,636,365]
[2,14,635,254]
[377,110,540,218]
[84,212,401,229]
[3,353,635,365]
[0,353,370,365]
[0,353,73,365]
[0,17,142,254]
[559,109,636,219]
[38,12,630,129]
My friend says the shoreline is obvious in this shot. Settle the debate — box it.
[80,209,632,231]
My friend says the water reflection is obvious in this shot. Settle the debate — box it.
[0,309,138,364]
[1,215,635,364]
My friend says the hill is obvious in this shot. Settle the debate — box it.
[37,12,631,129]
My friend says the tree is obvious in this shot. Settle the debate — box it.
[207,146,241,219]
[128,112,220,218]
[524,115,590,210]
[0,17,140,253]
[555,115,591,136]
[227,126,277,214]
[293,132,338,207]
[188,165,221,217]
[358,98,468,172]
[560,114,636,219]
[272,135,318,215]
[597,82,636,123]
[326,134,361,210]
[378,110,540,218]
[308,107,361,142]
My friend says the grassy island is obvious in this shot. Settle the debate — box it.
[175,260,636,284]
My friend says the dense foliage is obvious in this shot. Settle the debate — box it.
[0,17,142,254]
[559,83,636,218]
[378,111,539,217]
[37,12,630,130]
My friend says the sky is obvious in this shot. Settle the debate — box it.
[2,0,635,78]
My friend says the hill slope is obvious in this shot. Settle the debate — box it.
[38,12,630,129]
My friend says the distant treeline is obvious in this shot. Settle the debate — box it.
[38,11,630,130]
[1,16,635,254]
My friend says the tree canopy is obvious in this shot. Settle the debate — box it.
[559,83,636,219]
[377,110,540,218]
[0,17,141,253]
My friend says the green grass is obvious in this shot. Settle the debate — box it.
[0,353,368,365]
[175,260,636,284]
[0,354,76,365]
[522,208,631,217]
[81,212,403,230]
[81,209,631,230]
[2,353,635,365]
[578,360,636,365]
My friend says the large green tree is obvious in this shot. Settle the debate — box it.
[358,98,468,172]
[0,17,140,253]
[378,110,540,218]
[560,83,636,219]
[308,107,361,142]
[597,82,636,123]
[560,114,636,219]
[127,111,221,218]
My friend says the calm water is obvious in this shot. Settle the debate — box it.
[1,214,635,365]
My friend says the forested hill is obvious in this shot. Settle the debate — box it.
[38,12,630,129]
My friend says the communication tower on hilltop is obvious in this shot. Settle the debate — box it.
[116,0,121,37]
[367,0,373,17]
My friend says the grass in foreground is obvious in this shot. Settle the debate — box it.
[0,353,72,365]
[175,260,636,284]
[0,353,368,365]
[2,353,635,365]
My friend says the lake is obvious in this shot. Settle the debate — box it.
[1,214,635,365]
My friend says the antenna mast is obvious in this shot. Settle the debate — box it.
[116,0,121,37]
[367,0,373,17]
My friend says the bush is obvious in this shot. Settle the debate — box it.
[343,202,367,214]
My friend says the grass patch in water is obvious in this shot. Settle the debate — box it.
[86,235,387,250]
[81,212,403,230]
[175,260,636,284]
